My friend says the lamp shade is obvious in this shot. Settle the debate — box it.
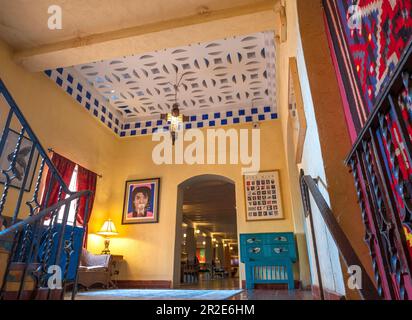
[97,219,118,236]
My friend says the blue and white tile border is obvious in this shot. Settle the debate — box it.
[45,68,278,138]
[120,106,277,137]
[45,68,123,135]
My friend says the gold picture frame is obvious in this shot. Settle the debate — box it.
[288,57,307,164]
[121,178,160,224]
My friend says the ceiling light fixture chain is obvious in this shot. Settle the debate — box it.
[161,71,190,145]
[167,71,190,105]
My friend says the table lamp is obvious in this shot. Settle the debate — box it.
[97,219,118,254]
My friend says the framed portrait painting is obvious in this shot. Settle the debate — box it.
[244,170,284,221]
[0,129,39,192]
[122,178,160,224]
[288,57,307,165]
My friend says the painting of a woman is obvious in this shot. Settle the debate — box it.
[122,178,160,224]
[127,186,153,218]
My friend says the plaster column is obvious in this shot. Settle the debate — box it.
[217,244,224,267]
[186,227,196,263]
[205,236,213,265]
[224,245,231,272]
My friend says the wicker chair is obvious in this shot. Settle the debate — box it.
[77,248,112,290]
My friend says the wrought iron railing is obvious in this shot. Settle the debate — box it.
[345,41,412,300]
[0,79,92,300]
[299,172,381,300]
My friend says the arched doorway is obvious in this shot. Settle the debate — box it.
[172,175,239,289]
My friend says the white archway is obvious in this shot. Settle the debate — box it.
[172,174,236,287]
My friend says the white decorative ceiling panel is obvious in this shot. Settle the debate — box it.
[73,31,277,121]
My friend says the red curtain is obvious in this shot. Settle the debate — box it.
[41,152,76,209]
[40,152,97,247]
[76,166,97,246]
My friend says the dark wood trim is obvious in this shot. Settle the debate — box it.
[116,280,172,289]
[2,290,34,300]
[300,170,325,300]
[241,280,301,290]
[301,175,380,300]
[312,285,345,300]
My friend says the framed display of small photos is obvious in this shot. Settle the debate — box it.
[244,170,284,221]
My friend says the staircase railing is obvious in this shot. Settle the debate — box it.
[0,79,92,300]
[299,171,381,300]
[344,41,412,300]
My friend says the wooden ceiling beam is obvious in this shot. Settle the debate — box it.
[13,0,278,72]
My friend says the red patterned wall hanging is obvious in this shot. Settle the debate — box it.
[323,0,412,135]
[323,0,412,299]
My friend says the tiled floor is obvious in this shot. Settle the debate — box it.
[72,289,243,300]
[230,289,314,300]
[68,288,314,300]
[177,278,240,290]
[176,278,314,300]
[179,278,314,300]
[68,277,314,300]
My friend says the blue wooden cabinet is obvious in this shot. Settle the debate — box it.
[240,232,297,290]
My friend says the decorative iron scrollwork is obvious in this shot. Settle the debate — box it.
[0,128,26,216]
[349,158,384,298]
[346,57,412,299]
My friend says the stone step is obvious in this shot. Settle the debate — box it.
[1,287,63,300]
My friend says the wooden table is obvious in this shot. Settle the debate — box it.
[109,255,124,288]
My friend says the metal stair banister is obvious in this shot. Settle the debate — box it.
[0,78,92,300]
[299,171,381,300]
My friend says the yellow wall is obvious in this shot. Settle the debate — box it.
[0,0,372,298]
[274,0,312,288]
[0,35,304,286]
[87,121,297,284]
[0,39,117,232]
